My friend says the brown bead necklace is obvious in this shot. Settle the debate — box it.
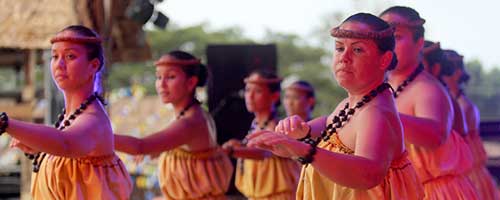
[28,92,103,172]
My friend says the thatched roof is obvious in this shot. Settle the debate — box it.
[0,0,151,62]
[0,0,78,49]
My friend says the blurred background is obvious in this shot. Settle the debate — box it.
[0,0,499,199]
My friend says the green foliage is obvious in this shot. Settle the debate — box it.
[109,23,346,117]
[107,62,156,95]
[464,59,500,120]
[260,30,346,116]
[107,23,499,119]
[146,24,254,59]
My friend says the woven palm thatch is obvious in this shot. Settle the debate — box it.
[0,0,151,61]
[0,0,78,49]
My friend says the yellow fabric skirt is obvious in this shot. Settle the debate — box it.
[235,156,301,199]
[466,133,499,200]
[422,174,478,200]
[297,134,423,200]
[31,154,132,200]
[407,130,479,200]
[468,167,499,200]
[158,148,233,200]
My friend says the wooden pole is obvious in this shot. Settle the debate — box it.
[19,49,36,200]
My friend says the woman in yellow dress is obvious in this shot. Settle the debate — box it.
[247,13,423,200]
[441,50,500,200]
[4,25,132,200]
[114,50,233,200]
[222,70,301,199]
[381,7,478,200]
[423,41,468,137]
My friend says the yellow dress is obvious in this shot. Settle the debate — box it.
[407,130,479,200]
[31,154,133,200]
[235,155,301,200]
[297,134,424,200]
[466,131,500,200]
[158,147,234,200]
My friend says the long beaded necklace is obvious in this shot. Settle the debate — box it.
[393,64,424,98]
[299,82,392,164]
[28,93,101,172]
[176,99,200,120]
[321,82,392,142]
[242,111,275,146]
[249,111,275,131]
[238,111,275,174]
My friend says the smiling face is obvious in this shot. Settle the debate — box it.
[333,21,389,93]
[155,65,195,104]
[50,31,99,92]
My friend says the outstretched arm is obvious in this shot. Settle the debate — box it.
[222,139,272,160]
[249,108,397,189]
[231,146,272,160]
[115,116,200,155]
[401,84,453,148]
[451,98,467,137]
[275,115,327,140]
[5,113,106,158]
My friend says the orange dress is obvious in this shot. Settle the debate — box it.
[466,131,500,200]
[158,147,234,200]
[31,154,133,200]
[297,133,424,200]
[407,130,479,200]
[158,111,234,200]
[235,156,301,200]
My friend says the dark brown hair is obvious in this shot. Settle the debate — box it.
[342,13,398,70]
[380,6,425,41]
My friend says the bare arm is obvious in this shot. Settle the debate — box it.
[222,139,272,160]
[6,113,106,158]
[231,146,272,160]
[275,115,327,139]
[451,98,468,137]
[465,103,480,134]
[114,116,200,155]
[307,116,328,138]
[306,107,396,189]
[249,107,397,189]
[401,84,453,148]
[221,115,327,160]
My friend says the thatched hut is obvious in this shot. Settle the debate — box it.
[0,0,151,59]
[0,0,152,198]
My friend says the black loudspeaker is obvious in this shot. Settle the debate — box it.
[206,44,277,145]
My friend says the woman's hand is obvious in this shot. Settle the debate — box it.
[10,138,38,154]
[247,130,305,158]
[222,139,242,156]
[275,115,311,139]
[222,139,242,149]
[132,152,161,164]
